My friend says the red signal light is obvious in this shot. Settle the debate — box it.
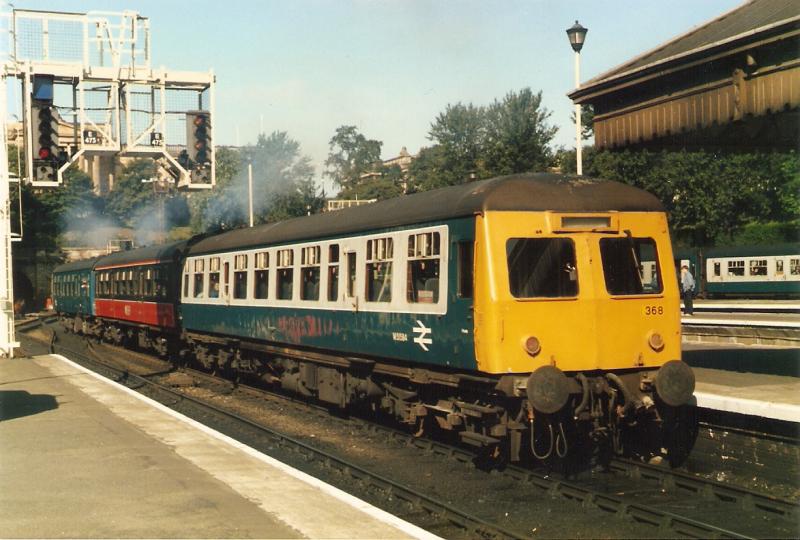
[38,148,51,159]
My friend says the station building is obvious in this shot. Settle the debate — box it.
[569,0,799,152]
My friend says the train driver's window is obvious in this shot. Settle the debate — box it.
[234,254,248,299]
[507,238,578,298]
[209,257,221,298]
[407,232,440,303]
[366,237,393,302]
[301,246,321,301]
[254,252,269,299]
[276,249,294,300]
[193,259,205,298]
[328,245,340,301]
[599,237,662,295]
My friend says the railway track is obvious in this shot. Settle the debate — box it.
[20,321,800,539]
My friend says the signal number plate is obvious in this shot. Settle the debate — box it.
[644,305,664,316]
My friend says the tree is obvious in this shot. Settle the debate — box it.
[20,166,104,249]
[588,149,800,246]
[324,126,382,195]
[483,88,557,175]
[105,160,158,226]
[570,104,595,139]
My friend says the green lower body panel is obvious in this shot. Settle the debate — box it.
[181,303,478,371]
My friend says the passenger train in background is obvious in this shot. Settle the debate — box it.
[674,244,800,298]
[52,173,698,468]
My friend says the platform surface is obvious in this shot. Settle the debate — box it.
[693,366,800,422]
[0,354,437,539]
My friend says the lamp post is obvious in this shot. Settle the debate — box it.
[566,20,588,175]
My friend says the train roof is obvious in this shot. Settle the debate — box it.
[53,257,98,274]
[703,243,800,258]
[94,239,189,270]
[189,173,664,256]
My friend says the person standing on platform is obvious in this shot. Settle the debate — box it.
[680,265,695,315]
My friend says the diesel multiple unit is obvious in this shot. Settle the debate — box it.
[52,174,698,466]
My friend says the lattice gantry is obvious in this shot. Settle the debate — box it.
[3,8,215,189]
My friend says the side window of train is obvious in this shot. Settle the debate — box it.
[209,257,221,299]
[457,241,474,298]
[749,259,767,277]
[791,259,800,276]
[407,232,440,303]
[713,262,721,277]
[254,252,269,299]
[776,259,784,275]
[366,237,393,303]
[328,245,339,301]
[276,249,294,300]
[507,238,578,298]
[234,254,248,299]
[728,260,745,276]
[301,246,321,301]
[193,259,205,298]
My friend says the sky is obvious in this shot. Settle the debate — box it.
[6,0,743,181]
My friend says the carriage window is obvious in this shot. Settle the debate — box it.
[208,257,220,298]
[328,245,340,301]
[728,260,745,276]
[749,259,767,277]
[407,232,440,303]
[713,262,721,277]
[183,272,189,298]
[254,251,269,299]
[276,249,294,300]
[366,237,393,302]
[791,259,800,275]
[507,238,578,298]
[192,259,205,298]
[776,260,784,275]
[301,246,321,301]
[600,237,661,295]
[234,254,248,299]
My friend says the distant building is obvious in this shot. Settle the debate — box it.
[569,0,799,151]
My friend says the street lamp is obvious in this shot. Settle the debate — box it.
[566,20,588,175]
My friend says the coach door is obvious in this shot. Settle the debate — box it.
[345,250,358,311]
[223,260,230,304]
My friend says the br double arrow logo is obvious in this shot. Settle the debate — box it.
[412,320,433,351]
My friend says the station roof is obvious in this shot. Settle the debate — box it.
[570,0,799,100]
[188,173,664,255]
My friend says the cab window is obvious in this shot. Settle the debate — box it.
[507,238,577,298]
[599,237,662,295]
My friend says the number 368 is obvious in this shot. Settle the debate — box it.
[644,305,663,315]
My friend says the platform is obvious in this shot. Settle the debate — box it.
[0,354,438,539]
[693,366,800,423]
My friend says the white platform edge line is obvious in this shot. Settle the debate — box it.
[694,391,800,423]
[682,318,800,328]
[47,354,443,540]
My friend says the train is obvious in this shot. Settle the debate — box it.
[674,244,800,298]
[52,173,698,468]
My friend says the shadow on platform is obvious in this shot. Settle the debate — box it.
[0,390,59,422]
[684,347,800,377]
